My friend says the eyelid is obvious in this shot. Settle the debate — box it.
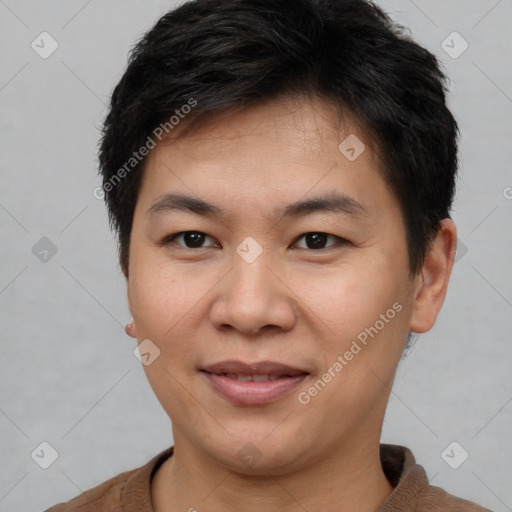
[159,231,348,250]
[292,232,347,250]
[161,231,220,248]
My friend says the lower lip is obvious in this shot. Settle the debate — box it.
[201,371,308,405]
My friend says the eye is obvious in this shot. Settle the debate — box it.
[293,232,345,250]
[164,231,219,249]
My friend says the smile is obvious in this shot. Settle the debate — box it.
[200,360,310,405]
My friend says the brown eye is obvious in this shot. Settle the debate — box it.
[294,232,342,250]
[167,231,218,248]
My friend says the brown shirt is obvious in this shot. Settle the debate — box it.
[44,444,491,511]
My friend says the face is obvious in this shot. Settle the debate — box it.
[127,96,418,474]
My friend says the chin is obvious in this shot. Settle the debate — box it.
[197,429,313,476]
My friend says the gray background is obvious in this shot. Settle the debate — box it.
[1,0,511,510]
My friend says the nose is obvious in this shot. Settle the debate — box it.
[209,255,297,336]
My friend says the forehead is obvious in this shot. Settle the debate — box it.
[156,96,374,164]
[136,96,397,223]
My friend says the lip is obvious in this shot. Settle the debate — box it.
[200,360,309,406]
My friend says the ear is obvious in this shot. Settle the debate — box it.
[410,219,457,333]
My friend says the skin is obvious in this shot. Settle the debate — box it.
[125,95,457,512]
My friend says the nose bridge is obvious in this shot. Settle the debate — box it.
[230,233,274,296]
[210,247,295,334]
[228,249,276,314]
[232,253,271,299]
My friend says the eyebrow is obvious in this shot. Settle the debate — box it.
[147,192,367,221]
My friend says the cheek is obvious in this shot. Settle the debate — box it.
[294,267,409,430]
[128,259,206,343]
[297,256,405,336]
[298,257,411,397]
[128,262,210,411]
[128,256,235,373]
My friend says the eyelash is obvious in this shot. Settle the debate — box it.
[160,231,348,251]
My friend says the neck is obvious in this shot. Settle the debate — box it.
[152,430,393,512]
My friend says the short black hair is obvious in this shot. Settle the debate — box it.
[98,0,458,277]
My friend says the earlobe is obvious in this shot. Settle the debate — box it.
[410,219,457,333]
[125,321,137,338]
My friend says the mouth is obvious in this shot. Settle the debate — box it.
[200,360,310,405]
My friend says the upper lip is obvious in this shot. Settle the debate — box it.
[200,360,309,377]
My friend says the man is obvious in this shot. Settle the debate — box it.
[46,0,491,510]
